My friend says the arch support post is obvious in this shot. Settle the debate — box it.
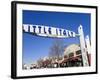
[78,25,89,66]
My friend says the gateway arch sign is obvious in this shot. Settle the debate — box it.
[23,24,76,38]
[23,24,89,66]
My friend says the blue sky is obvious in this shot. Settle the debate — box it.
[22,10,91,64]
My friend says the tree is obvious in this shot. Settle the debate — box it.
[37,58,43,68]
[49,39,64,60]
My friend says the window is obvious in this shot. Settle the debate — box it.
[76,50,81,55]
[69,53,74,58]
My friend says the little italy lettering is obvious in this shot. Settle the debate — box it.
[23,24,77,38]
